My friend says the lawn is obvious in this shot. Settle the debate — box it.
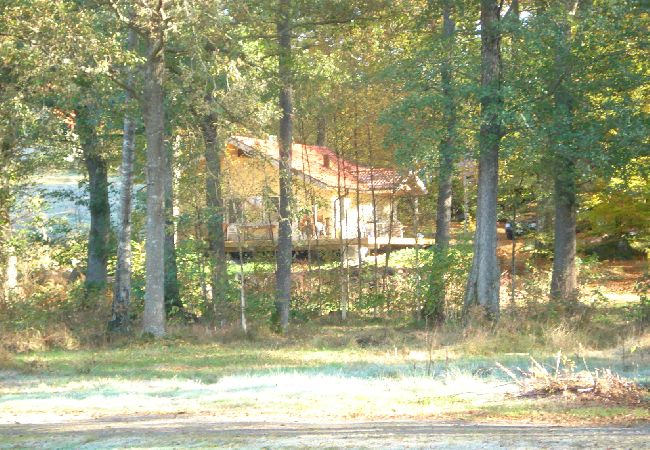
[2,326,649,422]
[1,324,649,448]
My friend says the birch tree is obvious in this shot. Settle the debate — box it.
[111,28,137,332]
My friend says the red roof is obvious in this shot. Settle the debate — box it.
[227,136,426,195]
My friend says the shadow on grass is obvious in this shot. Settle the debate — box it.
[8,341,650,386]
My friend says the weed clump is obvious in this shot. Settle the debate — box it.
[498,353,648,405]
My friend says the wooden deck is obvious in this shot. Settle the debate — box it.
[224,236,435,252]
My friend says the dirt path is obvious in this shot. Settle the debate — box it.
[2,415,649,449]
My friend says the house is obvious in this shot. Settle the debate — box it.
[222,136,431,251]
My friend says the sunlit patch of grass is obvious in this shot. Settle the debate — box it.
[2,343,526,424]
[0,371,516,423]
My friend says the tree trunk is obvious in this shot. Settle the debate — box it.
[81,122,110,295]
[510,197,517,306]
[434,1,456,251]
[236,226,248,333]
[551,166,577,299]
[164,143,182,315]
[141,22,166,337]
[0,205,10,304]
[463,0,502,321]
[412,196,422,318]
[435,153,453,249]
[368,131,379,305]
[0,137,17,303]
[536,190,553,232]
[201,109,228,322]
[316,114,327,147]
[275,0,293,332]
[111,27,137,333]
[550,0,579,301]
[354,127,363,305]
[336,150,349,321]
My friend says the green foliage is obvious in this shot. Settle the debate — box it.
[577,255,605,285]
[379,2,479,171]
[424,242,474,321]
[581,157,650,250]
[174,236,211,315]
[128,240,147,318]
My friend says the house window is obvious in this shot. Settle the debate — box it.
[323,154,330,168]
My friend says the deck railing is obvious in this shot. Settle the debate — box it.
[226,220,405,242]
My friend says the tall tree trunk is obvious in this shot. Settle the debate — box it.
[0,137,17,303]
[428,2,456,323]
[111,27,137,333]
[510,194,518,306]
[201,109,228,322]
[164,143,182,315]
[354,125,363,306]
[275,0,293,332]
[536,192,553,233]
[80,121,110,295]
[316,114,327,147]
[463,0,502,321]
[462,157,471,233]
[550,1,578,300]
[0,201,10,304]
[412,196,422,317]
[435,152,453,249]
[434,1,456,251]
[141,15,166,337]
[236,226,248,333]
[551,161,577,299]
[336,150,348,321]
[368,140,379,306]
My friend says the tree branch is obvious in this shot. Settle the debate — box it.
[95,0,150,37]
[291,15,383,30]
[107,67,142,101]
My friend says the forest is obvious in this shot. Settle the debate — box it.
[0,0,649,446]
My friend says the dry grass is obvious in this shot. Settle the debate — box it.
[0,347,19,370]
[498,352,648,406]
[1,326,80,353]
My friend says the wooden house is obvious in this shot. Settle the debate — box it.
[222,136,432,252]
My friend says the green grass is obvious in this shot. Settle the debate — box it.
[1,337,647,428]
[474,399,650,423]
[1,339,648,449]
